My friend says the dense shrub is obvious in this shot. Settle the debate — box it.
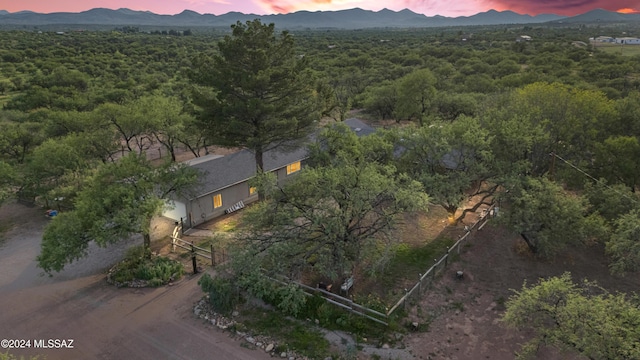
[108,246,183,287]
[198,273,238,315]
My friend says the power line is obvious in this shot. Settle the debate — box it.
[550,152,640,205]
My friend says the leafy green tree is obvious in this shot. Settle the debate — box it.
[606,209,640,275]
[583,180,639,226]
[23,138,91,208]
[500,177,604,256]
[507,82,616,176]
[481,110,547,179]
[92,102,155,154]
[396,117,494,224]
[0,121,44,164]
[593,136,640,191]
[37,154,198,273]
[432,91,479,121]
[138,95,191,162]
[238,124,429,281]
[190,20,321,178]
[361,80,398,121]
[613,91,640,137]
[0,161,15,205]
[503,273,640,360]
[396,69,436,124]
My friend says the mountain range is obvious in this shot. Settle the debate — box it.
[0,7,638,29]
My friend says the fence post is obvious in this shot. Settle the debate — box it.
[210,244,215,267]
[433,259,437,278]
[403,288,408,311]
[191,242,198,274]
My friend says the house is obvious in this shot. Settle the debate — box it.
[590,36,615,43]
[516,35,532,42]
[615,37,640,45]
[163,118,375,230]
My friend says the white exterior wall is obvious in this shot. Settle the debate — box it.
[162,200,187,222]
[616,38,640,45]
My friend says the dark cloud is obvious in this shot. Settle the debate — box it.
[485,0,639,15]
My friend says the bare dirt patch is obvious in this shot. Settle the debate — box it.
[403,224,640,360]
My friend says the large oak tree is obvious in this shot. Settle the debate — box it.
[37,154,198,273]
[236,124,429,282]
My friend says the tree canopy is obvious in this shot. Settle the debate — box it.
[37,154,198,273]
[503,273,640,360]
[236,124,429,282]
[190,20,321,176]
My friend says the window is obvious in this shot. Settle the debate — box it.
[249,186,257,195]
[213,194,222,209]
[286,161,301,175]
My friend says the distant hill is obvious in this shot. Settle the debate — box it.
[548,8,640,23]
[2,7,619,30]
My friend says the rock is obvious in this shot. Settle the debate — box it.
[265,343,274,352]
[246,337,256,344]
[324,357,333,360]
[210,319,216,326]
[382,344,390,349]
[232,311,239,317]
[194,307,201,316]
[412,322,419,330]
[280,352,287,358]
[256,342,262,347]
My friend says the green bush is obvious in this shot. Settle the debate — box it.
[109,246,183,287]
[198,273,237,315]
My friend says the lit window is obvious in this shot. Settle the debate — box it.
[286,161,301,175]
[249,187,257,195]
[213,194,222,209]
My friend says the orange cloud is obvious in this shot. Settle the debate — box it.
[617,7,640,13]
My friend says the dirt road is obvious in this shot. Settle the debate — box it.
[0,202,271,360]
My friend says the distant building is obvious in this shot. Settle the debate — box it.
[590,36,614,43]
[516,35,532,42]
[616,37,640,45]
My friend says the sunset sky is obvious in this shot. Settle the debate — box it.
[1,0,639,17]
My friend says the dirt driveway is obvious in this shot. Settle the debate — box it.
[0,201,271,360]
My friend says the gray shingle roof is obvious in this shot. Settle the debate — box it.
[191,146,308,197]
[190,118,376,197]
[344,118,376,136]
